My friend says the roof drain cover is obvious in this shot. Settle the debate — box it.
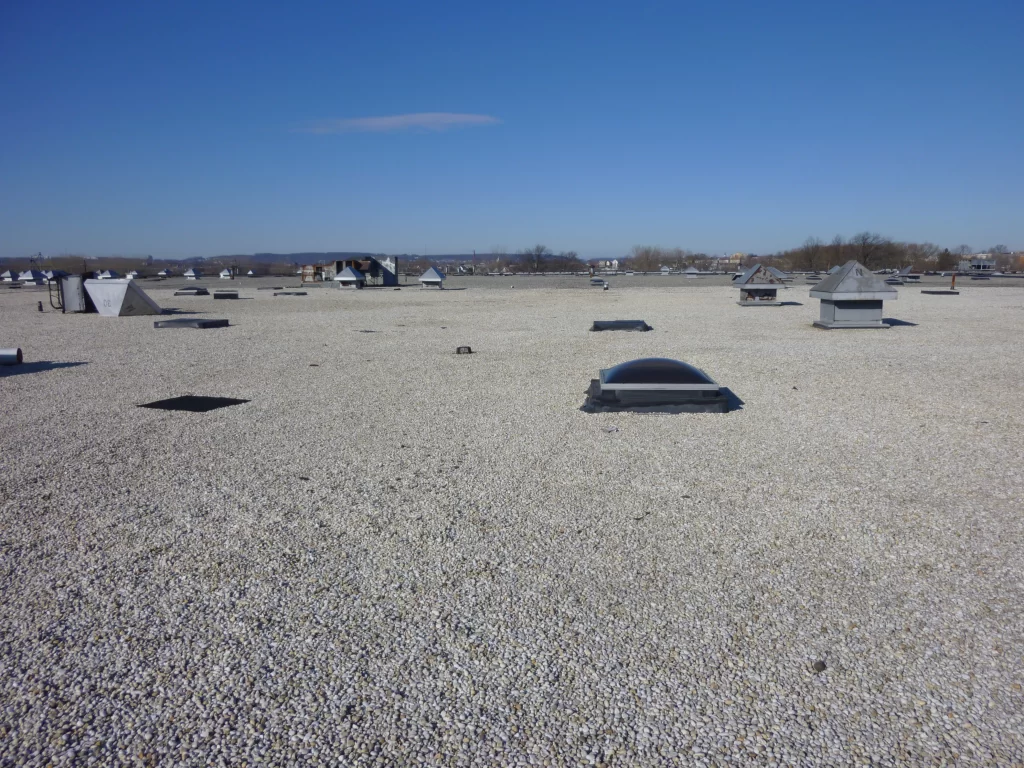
[583,358,729,413]
[591,320,652,332]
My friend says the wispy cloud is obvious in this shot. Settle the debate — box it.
[299,112,501,134]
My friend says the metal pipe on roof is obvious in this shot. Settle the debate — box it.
[1,348,24,365]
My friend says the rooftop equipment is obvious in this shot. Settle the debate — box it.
[590,320,652,332]
[1,270,17,282]
[1,348,23,365]
[419,267,446,289]
[583,358,729,413]
[765,266,793,282]
[84,279,164,317]
[19,270,46,284]
[809,260,897,329]
[220,269,233,279]
[334,267,366,288]
[174,287,210,296]
[96,270,121,280]
[734,264,785,306]
[184,268,202,280]
[57,275,88,313]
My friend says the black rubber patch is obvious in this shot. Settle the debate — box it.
[456,346,473,354]
[154,318,229,329]
[139,395,249,412]
[591,320,652,332]
[213,291,238,299]
[921,290,959,295]
[274,292,307,296]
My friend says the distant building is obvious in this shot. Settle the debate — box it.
[324,256,398,286]
[959,258,995,273]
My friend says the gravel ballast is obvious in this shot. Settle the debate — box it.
[1,281,1023,765]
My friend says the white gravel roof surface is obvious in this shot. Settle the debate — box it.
[2,277,1023,765]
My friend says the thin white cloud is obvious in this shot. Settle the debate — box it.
[300,112,501,134]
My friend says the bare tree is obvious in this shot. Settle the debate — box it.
[849,232,890,269]
[521,244,551,273]
[989,244,1011,270]
[828,235,845,269]
[629,245,661,273]
[903,242,941,271]
[489,245,508,273]
[937,248,956,271]
[801,237,823,271]
[955,244,972,257]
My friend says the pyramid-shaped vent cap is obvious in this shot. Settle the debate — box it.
[809,260,897,300]
[599,358,719,391]
[420,267,445,281]
[336,266,364,280]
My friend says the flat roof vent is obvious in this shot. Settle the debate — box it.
[139,395,248,412]
[583,358,729,413]
[810,260,898,329]
[590,320,652,332]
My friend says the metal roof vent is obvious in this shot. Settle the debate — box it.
[583,358,729,413]
[419,267,446,288]
[734,264,784,306]
[809,260,897,329]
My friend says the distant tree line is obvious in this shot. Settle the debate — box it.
[767,235,1018,273]
[621,246,721,272]
[3,238,1019,277]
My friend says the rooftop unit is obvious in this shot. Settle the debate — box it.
[419,266,446,288]
[334,266,366,288]
[84,279,164,317]
[734,264,785,306]
[809,260,897,329]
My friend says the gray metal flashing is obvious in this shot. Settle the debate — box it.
[810,261,897,299]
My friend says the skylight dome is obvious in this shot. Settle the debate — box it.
[583,358,729,413]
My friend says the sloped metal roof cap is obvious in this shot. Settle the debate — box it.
[810,260,897,301]
[420,267,445,282]
[336,266,365,281]
[735,264,784,286]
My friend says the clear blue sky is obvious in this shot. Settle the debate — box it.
[2,0,1022,259]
